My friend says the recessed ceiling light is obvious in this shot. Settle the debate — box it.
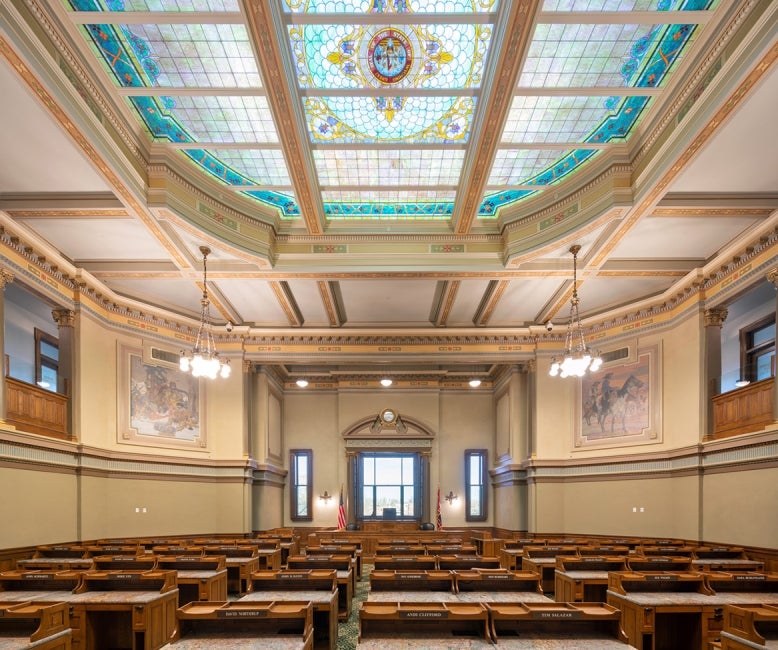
[296,379,309,388]
[469,379,482,388]
[380,378,393,387]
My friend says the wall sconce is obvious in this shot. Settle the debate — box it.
[319,490,332,503]
[444,490,458,504]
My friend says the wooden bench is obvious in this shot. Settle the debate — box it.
[358,601,490,642]
[369,569,454,592]
[0,601,72,650]
[202,546,259,595]
[720,603,778,649]
[167,600,314,649]
[554,555,629,603]
[286,555,353,620]
[155,554,228,606]
[486,601,628,647]
[68,569,178,650]
[242,570,338,650]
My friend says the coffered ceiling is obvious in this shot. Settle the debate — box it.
[0,0,777,384]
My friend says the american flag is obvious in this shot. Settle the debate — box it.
[337,486,346,530]
[436,486,443,531]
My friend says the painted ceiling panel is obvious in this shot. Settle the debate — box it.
[443,279,496,327]
[339,279,438,325]
[285,280,332,327]
[212,279,294,326]
[487,276,571,327]
[102,277,203,316]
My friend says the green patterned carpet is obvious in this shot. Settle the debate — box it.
[337,563,371,650]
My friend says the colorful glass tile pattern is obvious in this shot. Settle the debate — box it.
[64,0,717,220]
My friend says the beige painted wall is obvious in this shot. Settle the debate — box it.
[0,466,78,547]
[532,474,700,539]
[79,475,247,539]
[702,466,778,548]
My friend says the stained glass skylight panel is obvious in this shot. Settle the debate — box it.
[503,96,627,144]
[160,96,279,143]
[112,0,240,10]
[313,150,464,185]
[202,150,293,186]
[281,1,499,14]
[541,0,715,10]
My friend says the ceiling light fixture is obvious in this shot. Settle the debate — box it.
[469,379,482,388]
[179,246,231,380]
[296,379,309,388]
[549,244,602,378]
[380,378,393,387]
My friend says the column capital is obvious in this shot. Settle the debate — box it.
[52,308,76,328]
[242,359,253,373]
[0,269,14,290]
[704,307,728,328]
[766,267,778,287]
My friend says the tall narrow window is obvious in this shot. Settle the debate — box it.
[740,315,775,383]
[289,449,312,521]
[357,452,419,520]
[465,449,487,522]
[35,328,59,393]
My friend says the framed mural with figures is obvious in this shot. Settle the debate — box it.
[575,344,662,449]
[117,343,205,449]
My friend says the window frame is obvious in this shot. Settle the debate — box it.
[464,449,488,522]
[355,451,421,522]
[34,328,59,393]
[739,314,776,384]
[289,449,313,522]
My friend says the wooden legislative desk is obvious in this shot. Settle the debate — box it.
[92,555,157,572]
[486,601,631,648]
[164,600,314,650]
[369,570,454,593]
[720,603,778,649]
[554,555,629,603]
[67,570,178,650]
[358,601,490,642]
[0,570,82,603]
[202,546,259,595]
[155,555,228,607]
[453,569,542,595]
[373,556,437,571]
[521,546,579,594]
[305,544,361,579]
[242,570,338,650]
[606,571,778,650]
[0,601,72,650]
[286,555,353,620]
[436,555,500,571]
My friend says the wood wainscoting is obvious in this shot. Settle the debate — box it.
[711,377,774,440]
[5,376,69,440]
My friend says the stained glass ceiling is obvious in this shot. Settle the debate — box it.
[65,0,717,224]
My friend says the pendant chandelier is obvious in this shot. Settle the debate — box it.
[549,244,602,378]
[179,246,231,380]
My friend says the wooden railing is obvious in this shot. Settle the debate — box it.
[711,376,774,440]
[5,376,69,439]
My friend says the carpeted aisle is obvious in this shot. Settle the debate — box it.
[337,563,371,649]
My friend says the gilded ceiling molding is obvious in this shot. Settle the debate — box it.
[317,281,345,328]
[431,281,460,328]
[634,0,760,164]
[453,0,539,235]
[471,279,509,327]
[589,44,778,275]
[19,0,144,164]
[244,2,324,235]
[5,209,130,218]
[277,233,501,244]
[0,36,190,272]
[651,208,774,217]
[270,281,304,327]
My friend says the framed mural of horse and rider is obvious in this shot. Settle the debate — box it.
[575,343,662,449]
